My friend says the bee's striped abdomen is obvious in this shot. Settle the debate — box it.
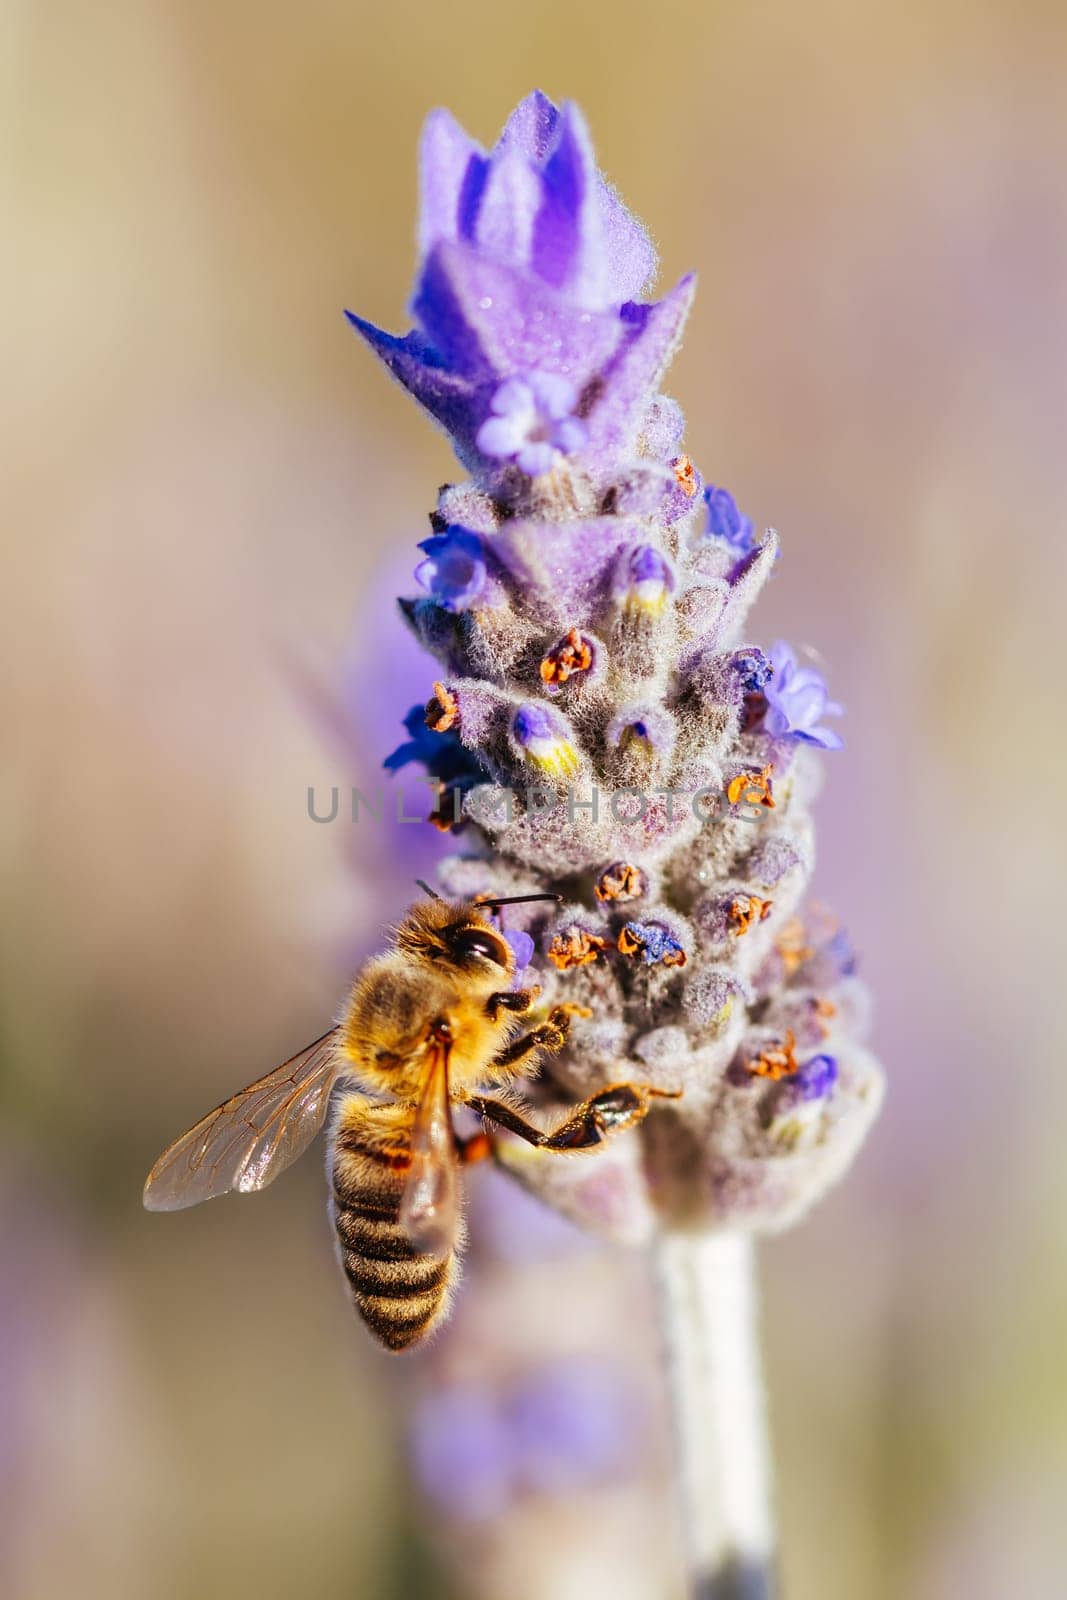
[329,1102,456,1352]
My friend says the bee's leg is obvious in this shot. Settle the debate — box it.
[485,986,540,1022]
[488,1004,576,1067]
[468,1083,680,1152]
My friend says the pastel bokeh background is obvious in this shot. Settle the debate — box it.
[4,2,1066,1597]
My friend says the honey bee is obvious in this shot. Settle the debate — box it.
[144,886,677,1351]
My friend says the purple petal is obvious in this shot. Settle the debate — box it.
[410,1387,512,1521]
[476,413,528,459]
[414,527,486,611]
[499,93,655,303]
[516,441,557,476]
[782,683,827,728]
[488,374,536,418]
[345,312,484,460]
[554,416,587,452]
[787,666,828,695]
[512,704,557,744]
[497,89,559,162]
[533,102,601,301]
[527,370,579,418]
[502,929,535,972]
[797,726,845,750]
[417,241,622,387]
[596,180,657,304]
[625,544,674,587]
[411,244,497,378]
[474,144,541,266]
[581,275,696,468]
[418,108,487,255]
[791,1054,839,1101]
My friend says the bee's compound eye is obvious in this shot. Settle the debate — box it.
[452,928,508,967]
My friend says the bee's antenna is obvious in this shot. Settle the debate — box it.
[415,879,443,901]
[474,892,562,910]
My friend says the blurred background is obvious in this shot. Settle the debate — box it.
[4,1,1066,1595]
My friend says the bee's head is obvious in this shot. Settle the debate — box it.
[395,896,515,982]
[395,885,560,987]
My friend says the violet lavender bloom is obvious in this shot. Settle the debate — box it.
[703,484,756,556]
[618,919,687,967]
[500,927,535,974]
[615,543,676,614]
[410,1359,637,1521]
[410,1385,511,1522]
[476,373,587,476]
[506,1360,635,1492]
[791,1053,839,1101]
[349,91,884,1596]
[762,639,844,749]
[414,525,486,612]
[383,702,486,829]
[383,703,483,788]
[509,702,581,778]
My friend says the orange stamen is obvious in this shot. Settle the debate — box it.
[540,629,595,687]
[424,681,459,733]
[671,455,698,497]
[729,894,774,935]
[426,784,465,832]
[812,996,837,1038]
[777,919,814,975]
[547,928,607,970]
[746,1028,799,1081]
[594,861,646,903]
[726,764,776,810]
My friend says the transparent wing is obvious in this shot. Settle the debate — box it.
[398,1039,458,1254]
[143,1029,344,1211]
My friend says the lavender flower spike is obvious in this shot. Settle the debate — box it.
[347,92,693,493]
[349,91,884,1600]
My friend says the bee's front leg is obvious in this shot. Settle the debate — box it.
[487,1002,591,1065]
[468,1083,680,1152]
[485,986,540,1023]
[488,1003,580,1065]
